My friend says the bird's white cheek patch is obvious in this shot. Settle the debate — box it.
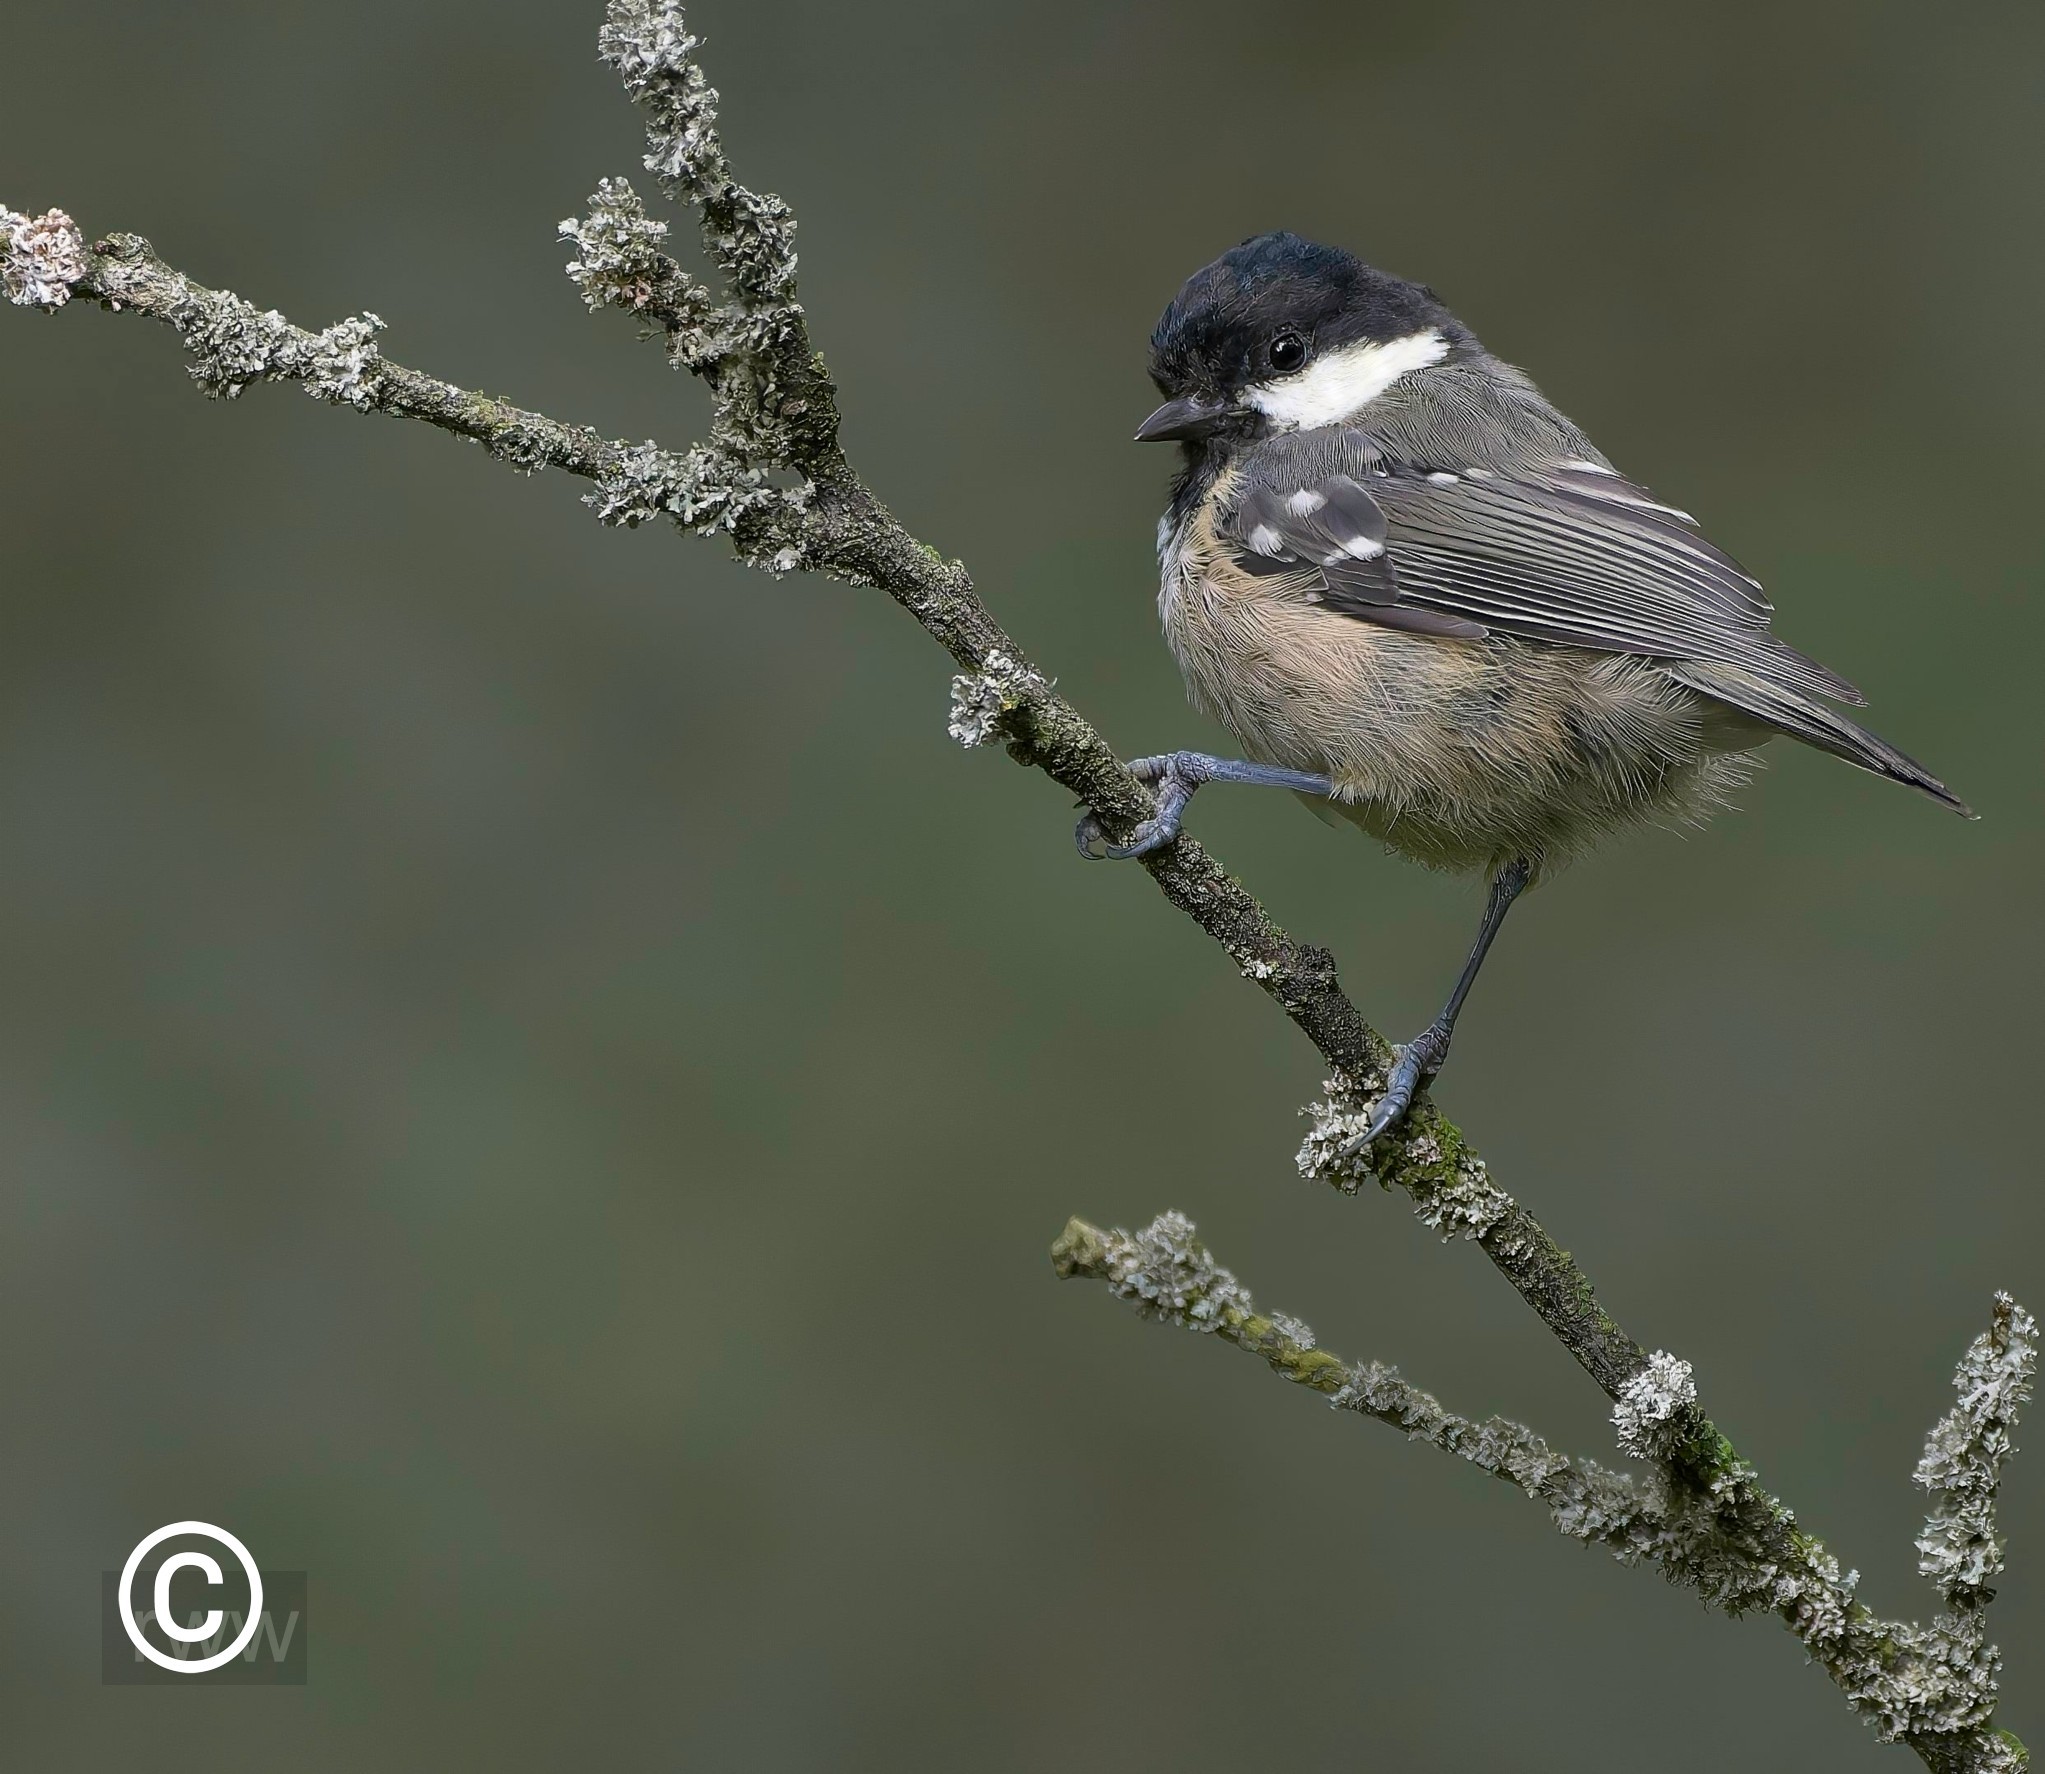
[1245,329,1449,430]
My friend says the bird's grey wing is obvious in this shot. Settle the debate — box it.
[1226,472,1488,640]
[1217,434,1972,810]
[1391,461,1974,808]
[1218,434,1864,706]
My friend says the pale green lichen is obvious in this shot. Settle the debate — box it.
[1296,1073,1511,1248]
[1295,1071,1389,1194]
[166,286,387,407]
[0,205,86,308]
[581,437,787,537]
[946,650,1045,748]
[1915,1293,2037,1608]
[1396,1127,1512,1243]
[559,176,675,311]
[1612,1350,1697,1459]
[299,313,386,409]
[1052,1210,1250,1333]
[558,176,719,371]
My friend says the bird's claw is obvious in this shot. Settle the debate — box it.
[1074,754,1195,862]
[1106,816,1180,860]
[1074,809,1180,860]
[1339,1024,1453,1155]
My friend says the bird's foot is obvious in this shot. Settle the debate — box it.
[1343,1020,1454,1154]
[1074,752,1208,860]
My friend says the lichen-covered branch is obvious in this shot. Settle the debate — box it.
[1059,1214,2032,1772]
[1916,1296,2039,1611]
[3,4,2031,1767]
[1051,1213,1666,1554]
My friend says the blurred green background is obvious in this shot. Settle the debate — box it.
[1,1,2039,1767]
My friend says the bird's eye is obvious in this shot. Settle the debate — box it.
[1267,331,1309,374]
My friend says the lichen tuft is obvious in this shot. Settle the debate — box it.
[1612,1350,1698,1459]
[1915,1293,2038,1609]
[1,206,87,308]
[1295,1072,1388,1194]
[946,650,1044,748]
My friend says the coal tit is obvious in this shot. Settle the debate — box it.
[1079,232,1967,1142]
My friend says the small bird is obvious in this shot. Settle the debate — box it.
[1079,231,1968,1144]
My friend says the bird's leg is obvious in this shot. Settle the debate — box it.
[1075,752,1337,861]
[1349,856,1533,1150]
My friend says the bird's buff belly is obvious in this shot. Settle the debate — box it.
[1160,569,1754,874]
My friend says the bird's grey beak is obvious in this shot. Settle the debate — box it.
[1134,393,1232,443]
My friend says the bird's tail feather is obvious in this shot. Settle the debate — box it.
[1669,660,1973,818]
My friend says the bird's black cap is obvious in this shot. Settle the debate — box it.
[1147,231,1457,401]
